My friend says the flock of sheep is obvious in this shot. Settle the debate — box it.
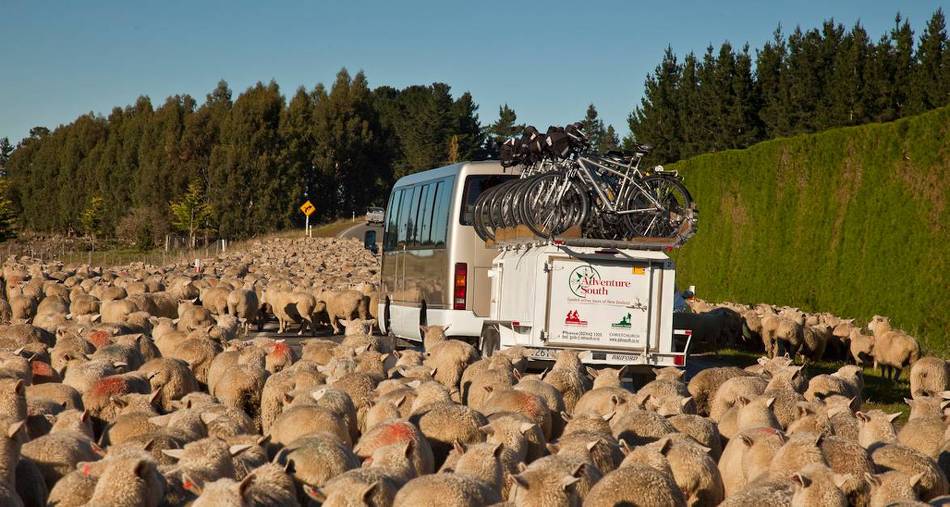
[0,236,946,507]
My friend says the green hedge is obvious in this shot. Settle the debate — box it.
[670,106,949,355]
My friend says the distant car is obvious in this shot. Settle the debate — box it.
[366,207,385,224]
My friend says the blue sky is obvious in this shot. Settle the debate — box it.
[1,0,945,143]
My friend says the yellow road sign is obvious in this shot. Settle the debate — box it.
[300,201,316,217]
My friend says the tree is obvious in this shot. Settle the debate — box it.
[911,9,948,112]
[756,27,790,137]
[628,46,682,163]
[485,104,523,157]
[0,137,12,176]
[80,195,106,240]
[890,13,916,117]
[0,178,16,240]
[169,180,214,248]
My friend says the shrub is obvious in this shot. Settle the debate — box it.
[670,105,949,355]
[116,207,170,250]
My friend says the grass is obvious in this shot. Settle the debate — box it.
[712,348,911,422]
[310,217,365,238]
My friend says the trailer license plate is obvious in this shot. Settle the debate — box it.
[608,353,640,362]
[527,348,558,360]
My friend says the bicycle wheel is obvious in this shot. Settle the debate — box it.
[473,185,498,241]
[623,175,693,238]
[521,173,589,237]
[488,179,520,231]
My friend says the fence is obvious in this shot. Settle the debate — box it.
[0,234,231,269]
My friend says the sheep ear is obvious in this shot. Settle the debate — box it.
[586,366,599,378]
[864,473,881,487]
[479,424,494,435]
[162,449,184,460]
[6,420,25,439]
[229,444,253,456]
[585,440,600,451]
[546,443,559,455]
[855,411,870,423]
[13,380,24,395]
[886,412,901,423]
[833,473,852,489]
[237,473,256,497]
[510,473,529,489]
[738,434,754,447]
[453,439,466,455]
[680,397,693,409]
[133,460,150,478]
[359,482,379,502]
[908,471,926,489]
[111,396,128,408]
[735,396,750,407]
[560,411,572,422]
[148,390,162,405]
[765,397,776,408]
[619,440,632,455]
[181,473,202,494]
[559,475,581,491]
[519,422,536,435]
[791,472,811,488]
[303,484,326,502]
[80,409,90,422]
[656,437,672,455]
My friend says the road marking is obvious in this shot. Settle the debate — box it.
[338,222,366,239]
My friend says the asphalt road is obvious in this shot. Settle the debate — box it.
[337,221,383,241]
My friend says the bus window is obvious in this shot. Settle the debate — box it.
[416,184,432,247]
[407,185,422,246]
[384,188,403,251]
[431,178,453,247]
[395,187,414,248]
[459,174,519,225]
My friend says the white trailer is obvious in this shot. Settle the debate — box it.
[478,239,692,368]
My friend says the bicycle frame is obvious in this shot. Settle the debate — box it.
[573,155,665,214]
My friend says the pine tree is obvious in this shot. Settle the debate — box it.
[756,27,788,137]
[827,22,872,126]
[0,137,12,176]
[485,104,523,157]
[628,47,682,163]
[0,178,17,240]
[580,104,606,148]
[911,9,948,112]
[676,52,703,157]
[891,13,916,117]
[450,92,485,161]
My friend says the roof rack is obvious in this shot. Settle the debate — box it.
[488,209,697,251]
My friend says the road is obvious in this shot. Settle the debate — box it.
[337,221,383,241]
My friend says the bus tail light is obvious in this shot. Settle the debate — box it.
[453,263,467,310]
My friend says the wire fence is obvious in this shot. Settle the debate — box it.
[0,235,231,269]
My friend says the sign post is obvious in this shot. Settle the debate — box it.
[300,201,316,237]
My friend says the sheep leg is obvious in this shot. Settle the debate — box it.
[894,367,903,381]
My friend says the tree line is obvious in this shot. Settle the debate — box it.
[0,71,546,244]
[630,9,950,163]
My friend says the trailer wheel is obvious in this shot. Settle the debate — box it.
[479,324,500,357]
[383,297,391,334]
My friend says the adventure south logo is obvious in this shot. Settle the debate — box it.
[568,265,632,298]
[565,310,587,326]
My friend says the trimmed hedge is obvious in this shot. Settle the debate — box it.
[670,106,949,355]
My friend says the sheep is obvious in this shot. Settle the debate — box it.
[898,415,946,460]
[709,375,768,421]
[507,457,594,506]
[543,350,590,414]
[199,286,230,316]
[865,470,926,507]
[480,388,552,440]
[668,414,723,459]
[857,410,900,448]
[410,401,487,466]
[910,357,949,399]
[275,433,360,489]
[867,315,921,380]
[269,404,351,447]
[354,420,435,476]
[392,473,501,507]
[138,358,200,412]
[585,463,686,506]
[320,289,365,335]
[687,366,754,416]
[870,443,949,501]
[83,456,165,507]
[718,427,785,496]
[849,328,875,366]
[609,408,676,447]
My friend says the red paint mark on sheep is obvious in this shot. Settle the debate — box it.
[89,376,128,398]
[87,331,111,349]
[31,361,53,377]
[379,422,415,445]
